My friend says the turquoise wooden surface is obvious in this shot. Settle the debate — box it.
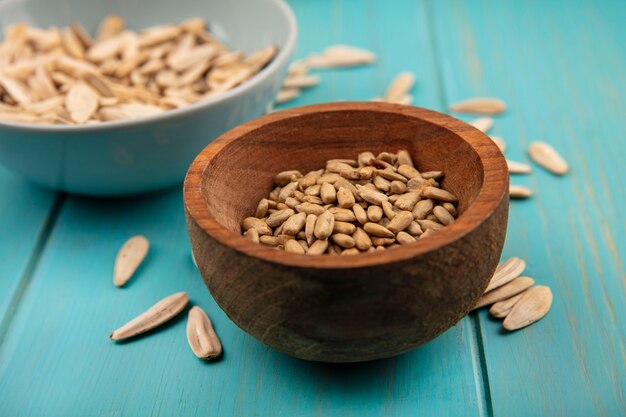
[0,0,624,416]
[0,167,59,335]
[430,1,626,416]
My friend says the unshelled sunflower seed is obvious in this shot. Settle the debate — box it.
[449,97,506,115]
[283,74,320,89]
[489,292,524,318]
[113,235,149,287]
[507,160,532,174]
[470,117,494,133]
[65,81,99,123]
[275,88,300,104]
[503,285,553,330]
[186,306,222,359]
[509,185,533,199]
[527,142,568,175]
[110,291,188,341]
[385,71,415,102]
[306,45,376,68]
[473,277,535,310]
[485,257,526,292]
[96,15,125,40]
[490,136,506,152]
[0,17,277,125]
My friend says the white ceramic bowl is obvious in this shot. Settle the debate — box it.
[0,0,296,196]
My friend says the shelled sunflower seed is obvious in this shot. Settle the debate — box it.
[241,150,459,255]
[275,45,376,105]
[0,16,277,124]
[472,257,553,331]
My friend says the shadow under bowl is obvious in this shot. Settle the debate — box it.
[184,102,509,362]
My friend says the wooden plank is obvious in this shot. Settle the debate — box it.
[0,192,483,417]
[429,1,626,415]
[0,1,488,416]
[0,166,59,328]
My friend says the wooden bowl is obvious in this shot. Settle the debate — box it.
[184,102,509,363]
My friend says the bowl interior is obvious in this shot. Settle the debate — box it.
[200,105,485,241]
[0,0,292,54]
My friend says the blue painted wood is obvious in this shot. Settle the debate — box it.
[429,0,626,415]
[0,192,484,417]
[0,167,58,328]
[0,1,487,416]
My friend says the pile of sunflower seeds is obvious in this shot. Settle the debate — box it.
[241,150,459,255]
[0,16,276,124]
[473,257,553,331]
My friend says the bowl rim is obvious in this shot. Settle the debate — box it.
[0,0,297,132]
[184,102,509,269]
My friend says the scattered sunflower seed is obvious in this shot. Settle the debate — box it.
[282,74,320,89]
[489,292,524,318]
[507,160,532,174]
[527,141,569,175]
[473,277,535,310]
[113,235,149,287]
[490,136,506,152]
[485,257,526,292]
[503,285,553,330]
[509,185,533,199]
[186,306,222,360]
[385,71,415,102]
[275,88,300,104]
[470,117,494,133]
[449,97,506,115]
[110,291,189,341]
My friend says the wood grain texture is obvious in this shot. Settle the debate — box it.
[0,0,492,415]
[0,167,58,326]
[430,0,626,415]
[185,102,509,362]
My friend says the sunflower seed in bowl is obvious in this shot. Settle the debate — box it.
[241,150,460,255]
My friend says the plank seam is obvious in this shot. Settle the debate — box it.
[469,313,495,417]
[423,0,449,110]
[0,193,66,348]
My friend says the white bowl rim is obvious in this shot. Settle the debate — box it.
[0,0,297,133]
